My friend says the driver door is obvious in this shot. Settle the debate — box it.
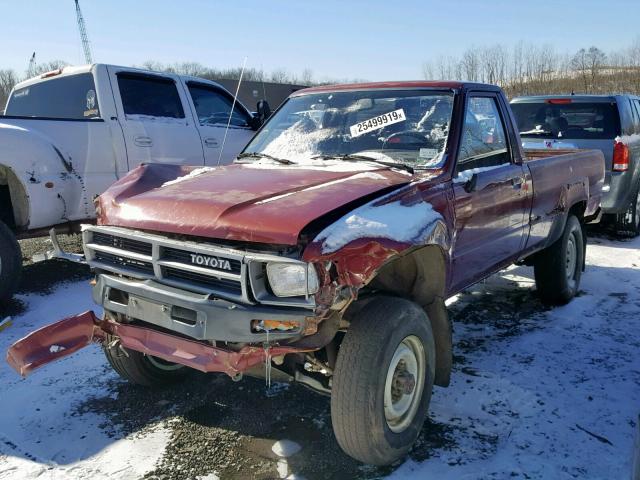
[184,81,256,166]
[450,93,528,293]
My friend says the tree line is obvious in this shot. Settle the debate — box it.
[2,37,640,108]
[422,38,640,98]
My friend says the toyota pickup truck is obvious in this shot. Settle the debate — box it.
[0,63,266,302]
[7,81,604,466]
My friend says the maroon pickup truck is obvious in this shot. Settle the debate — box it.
[7,81,604,465]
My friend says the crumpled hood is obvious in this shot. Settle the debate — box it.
[97,162,413,245]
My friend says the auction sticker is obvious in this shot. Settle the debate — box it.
[350,109,406,138]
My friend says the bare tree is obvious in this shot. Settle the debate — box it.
[0,69,18,111]
[300,68,314,85]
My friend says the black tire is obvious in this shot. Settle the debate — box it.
[534,214,584,305]
[614,186,640,238]
[0,220,22,304]
[104,342,188,387]
[331,296,436,465]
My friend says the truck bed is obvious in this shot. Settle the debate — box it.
[524,148,605,250]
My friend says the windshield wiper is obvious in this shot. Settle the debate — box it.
[236,152,295,165]
[311,154,414,174]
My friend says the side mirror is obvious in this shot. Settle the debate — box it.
[250,100,271,130]
[463,173,478,193]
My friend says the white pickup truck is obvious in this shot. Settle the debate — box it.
[0,63,265,302]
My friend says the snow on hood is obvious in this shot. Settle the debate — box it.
[314,189,443,253]
[161,167,216,187]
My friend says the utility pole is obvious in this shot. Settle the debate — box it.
[74,0,93,64]
[27,52,36,77]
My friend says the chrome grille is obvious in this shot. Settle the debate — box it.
[92,232,152,256]
[94,251,154,275]
[162,266,243,295]
[82,225,316,309]
[84,226,247,303]
[162,247,242,275]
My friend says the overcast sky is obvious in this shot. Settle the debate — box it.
[1,0,638,81]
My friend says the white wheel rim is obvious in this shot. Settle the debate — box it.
[635,192,640,228]
[566,233,577,286]
[384,335,426,433]
[146,355,185,371]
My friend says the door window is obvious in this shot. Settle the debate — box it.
[187,83,251,127]
[117,74,184,118]
[458,96,509,170]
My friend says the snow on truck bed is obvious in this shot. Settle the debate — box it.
[0,233,639,479]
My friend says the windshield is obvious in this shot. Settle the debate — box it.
[241,90,454,168]
[511,101,620,140]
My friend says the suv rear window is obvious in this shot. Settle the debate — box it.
[511,101,620,139]
[117,74,184,119]
[5,73,100,119]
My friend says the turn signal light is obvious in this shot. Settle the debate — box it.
[613,141,629,172]
[251,319,299,333]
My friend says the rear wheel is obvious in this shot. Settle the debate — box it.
[614,187,640,237]
[534,214,584,305]
[0,221,22,304]
[331,296,435,465]
[104,342,188,387]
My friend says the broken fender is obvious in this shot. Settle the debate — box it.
[7,311,312,378]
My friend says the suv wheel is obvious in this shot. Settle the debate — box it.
[331,296,435,465]
[615,187,640,237]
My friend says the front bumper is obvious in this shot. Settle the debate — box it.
[6,311,312,378]
[93,273,314,343]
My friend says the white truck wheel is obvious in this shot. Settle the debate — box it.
[0,221,22,304]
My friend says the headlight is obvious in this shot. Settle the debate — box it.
[266,262,319,297]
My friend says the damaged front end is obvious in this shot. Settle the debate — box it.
[7,311,312,378]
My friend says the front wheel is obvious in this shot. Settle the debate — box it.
[534,214,584,305]
[331,296,435,465]
[104,342,188,387]
[0,221,22,304]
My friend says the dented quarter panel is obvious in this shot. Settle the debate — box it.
[523,149,605,250]
[0,117,126,230]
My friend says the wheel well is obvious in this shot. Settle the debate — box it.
[349,245,453,387]
[569,200,586,222]
[0,185,16,229]
[0,165,28,230]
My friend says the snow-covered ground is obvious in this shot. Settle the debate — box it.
[0,233,638,479]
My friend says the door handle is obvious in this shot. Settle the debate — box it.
[512,176,524,189]
[134,136,152,147]
[204,137,219,148]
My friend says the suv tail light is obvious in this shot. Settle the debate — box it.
[613,141,630,172]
